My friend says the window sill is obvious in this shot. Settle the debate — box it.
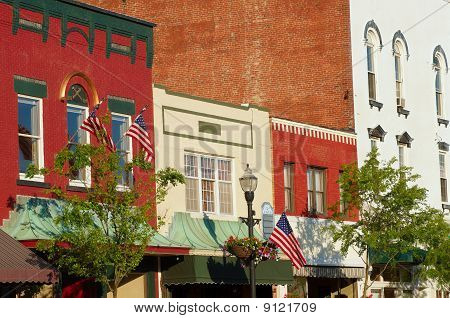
[442,204,450,211]
[188,211,237,220]
[397,106,410,118]
[369,99,383,111]
[16,179,50,189]
[67,185,88,193]
[438,118,449,127]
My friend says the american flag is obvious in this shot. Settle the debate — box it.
[125,110,153,162]
[269,212,307,269]
[80,99,116,152]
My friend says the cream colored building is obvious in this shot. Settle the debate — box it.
[153,84,273,231]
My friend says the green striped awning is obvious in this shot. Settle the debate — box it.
[161,255,293,286]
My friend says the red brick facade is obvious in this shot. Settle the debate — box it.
[272,120,358,221]
[80,0,355,131]
[0,1,154,224]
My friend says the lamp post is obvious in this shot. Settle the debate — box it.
[239,164,258,298]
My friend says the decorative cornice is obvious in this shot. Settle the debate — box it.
[1,0,154,67]
[271,118,357,146]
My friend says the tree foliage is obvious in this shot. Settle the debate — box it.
[327,149,449,296]
[27,137,184,297]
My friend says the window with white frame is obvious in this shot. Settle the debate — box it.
[184,153,233,215]
[67,105,89,186]
[307,167,326,214]
[398,145,407,168]
[367,31,378,100]
[394,42,405,107]
[435,58,444,117]
[339,171,348,214]
[440,152,447,202]
[284,163,294,212]
[370,138,378,151]
[112,114,132,187]
[18,95,43,181]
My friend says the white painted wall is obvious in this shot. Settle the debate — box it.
[350,0,450,209]
[350,0,450,297]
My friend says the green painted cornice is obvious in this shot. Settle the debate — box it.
[2,0,154,67]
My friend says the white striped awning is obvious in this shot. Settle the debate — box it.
[295,266,365,279]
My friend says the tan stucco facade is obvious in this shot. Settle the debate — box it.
[153,85,273,233]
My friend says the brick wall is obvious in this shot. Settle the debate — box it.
[272,121,358,221]
[0,2,153,223]
[80,0,355,131]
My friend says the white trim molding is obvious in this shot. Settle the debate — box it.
[271,118,357,146]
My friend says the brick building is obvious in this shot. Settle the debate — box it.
[77,0,362,298]
[80,0,355,131]
[0,0,189,297]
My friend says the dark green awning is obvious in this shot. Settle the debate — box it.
[369,248,426,264]
[161,256,293,286]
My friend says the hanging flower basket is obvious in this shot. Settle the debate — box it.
[223,236,260,261]
[230,245,253,259]
[223,236,279,266]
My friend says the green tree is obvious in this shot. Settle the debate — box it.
[27,136,184,298]
[327,149,449,297]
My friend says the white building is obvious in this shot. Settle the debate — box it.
[350,0,450,298]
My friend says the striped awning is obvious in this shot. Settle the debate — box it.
[294,266,365,279]
[0,229,58,284]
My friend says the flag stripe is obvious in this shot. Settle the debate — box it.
[124,113,153,162]
[268,212,307,270]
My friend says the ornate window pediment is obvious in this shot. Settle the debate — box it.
[396,132,414,148]
[367,125,387,141]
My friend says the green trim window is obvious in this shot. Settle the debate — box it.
[18,95,44,182]
[184,153,233,215]
[307,167,326,214]
[112,113,132,188]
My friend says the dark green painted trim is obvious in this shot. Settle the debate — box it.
[14,75,47,98]
[108,96,136,115]
[1,0,155,67]
[147,272,156,298]
[154,84,270,113]
[162,106,253,149]
[199,121,221,136]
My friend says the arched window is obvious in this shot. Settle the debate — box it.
[366,31,379,100]
[435,56,444,117]
[394,41,405,107]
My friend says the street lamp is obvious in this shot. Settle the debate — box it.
[239,164,258,298]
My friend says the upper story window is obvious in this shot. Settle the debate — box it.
[18,95,44,181]
[433,46,448,119]
[67,84,89,186]
[394,42,405,107]
[366,31,378,101]
[112,114,132,188]
[436,58,444,117]
[398,145,407,168]
[440,152,447,203]
[307,167,326,214]
[284,163,294,212]
[184,153,233,215]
